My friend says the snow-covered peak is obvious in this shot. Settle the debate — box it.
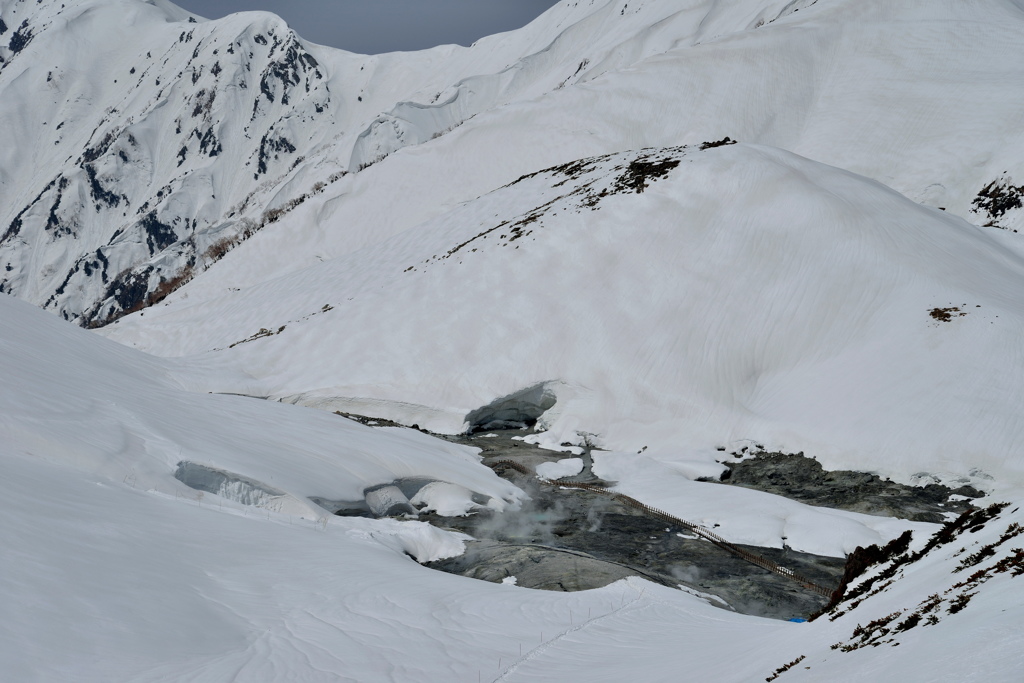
[6,0,1024,328]
[0,0,345,325]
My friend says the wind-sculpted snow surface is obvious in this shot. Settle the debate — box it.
[0,294,522,514]
[108,143,1024,492]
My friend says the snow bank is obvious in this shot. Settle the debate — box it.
[592,450,939,558]
[0,294,522,515]
[536,458,585,481]
[410,481,485,516]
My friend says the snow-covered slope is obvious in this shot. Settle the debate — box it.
[5,0,1020,484]
[6,291,1024,682]
[0,293,521,514]
[107,142,1024,491]
[0,0,343,324]
[5,0,1024,329]
[7,0,1024,678]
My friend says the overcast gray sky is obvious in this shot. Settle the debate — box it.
[171,0,561,54]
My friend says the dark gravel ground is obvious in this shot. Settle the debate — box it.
[422,431,843,619]
[330,421,978,620]
[716,450,983,523]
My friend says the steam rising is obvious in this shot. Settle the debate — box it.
[469,481,571,546]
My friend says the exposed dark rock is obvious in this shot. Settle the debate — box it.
[816,503,1013,633]
[256,132,296,175]
[8,22,33,54]
[197,126,222,156]
[81,131,117,165]
[84,164,123,209]
[929,306,967,322]
[190,88,215,118]
[44,176,73,236]
[610,156,680,194]
[46,261,81,307]
[95,248,109,283]
[700,136,736,150]
[4,213,24,243]
[419,430,843,619]
[811,530,913,617]
[138,210,177,254]
[436,148,685,263]
[972,177,1023,224]
[5,177,59,243]
[718,451,982,522]
[106,265,154,315]
[257,36,319,106]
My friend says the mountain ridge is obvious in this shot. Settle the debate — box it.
[6,0,1024,327]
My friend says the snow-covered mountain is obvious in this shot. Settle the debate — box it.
[0,0,593,325]
[5,0,1024,680]
[4,0,1024,327]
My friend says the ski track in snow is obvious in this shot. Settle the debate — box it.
[494,585,648,682]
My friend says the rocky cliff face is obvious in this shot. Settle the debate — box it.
[0,0,348,325]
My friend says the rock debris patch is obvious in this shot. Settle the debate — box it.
[330,419,984,621]
[716,451,983,523]
[422,431,842,620]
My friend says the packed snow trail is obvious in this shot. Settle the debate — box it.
[493,583,649,682]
